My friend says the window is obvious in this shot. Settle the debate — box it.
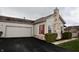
[48,25,51,33]
[39,24,45,34]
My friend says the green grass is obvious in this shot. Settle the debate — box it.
[58,38,79,51]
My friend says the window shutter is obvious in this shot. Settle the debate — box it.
[39,24,45,34]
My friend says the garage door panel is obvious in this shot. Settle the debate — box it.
[6,26,32,37]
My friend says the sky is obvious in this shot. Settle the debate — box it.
[0,7,79,26]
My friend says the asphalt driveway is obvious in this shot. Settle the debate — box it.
[0,37,71,52]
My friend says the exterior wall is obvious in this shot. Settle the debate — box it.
[70,29,78,37]
[34,22,46,40]
[0,22,33,37]
[46,15,54,33]
[46,15,62,40]
[34,15,64,40]
[34,16,55,40]
[53,17,64,39]
[72,33,78,37]
[58,18,64,39]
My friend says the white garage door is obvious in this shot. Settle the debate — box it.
[5,26,32,37]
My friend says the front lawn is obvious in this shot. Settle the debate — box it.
[58,38,79,51]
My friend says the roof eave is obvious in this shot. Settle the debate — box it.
[59,15,66,24]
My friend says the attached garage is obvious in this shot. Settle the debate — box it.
[5,26,32,37]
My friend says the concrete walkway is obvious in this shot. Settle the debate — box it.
[52,38,77,45]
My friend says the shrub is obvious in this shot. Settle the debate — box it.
[62,32,72,39]
[45,33,57,42]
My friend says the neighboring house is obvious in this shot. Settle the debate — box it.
[64,26,79,37]
[0,8,65,40]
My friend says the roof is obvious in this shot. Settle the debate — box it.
[59,15,65,24]
[0,12,65,25]
[34,14,54,24]
[64,26,79,31]
[34,14,65,24]
[0,16,34,24]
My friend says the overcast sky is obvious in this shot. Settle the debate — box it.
[0,7,79,26]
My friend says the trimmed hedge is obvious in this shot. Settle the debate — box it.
[62,32,72,39]
[45,33,57,42]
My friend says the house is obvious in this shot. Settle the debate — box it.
[0,8,65,40]
[64,26,79,37]
[34,8,65,40]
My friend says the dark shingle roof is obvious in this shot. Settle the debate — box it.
[34,14,65,24]
[0,16,34,24]
[59,15,65,24]
[64,26,79,31]
[34,14,53,24]
[0,13,65,25]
